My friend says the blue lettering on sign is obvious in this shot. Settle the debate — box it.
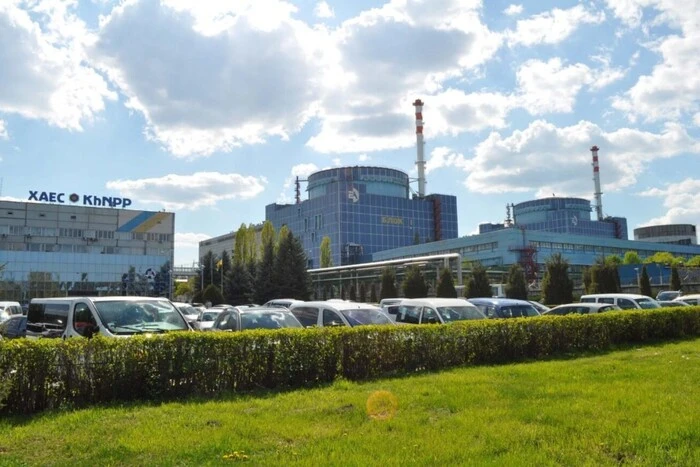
[28,190,132,209]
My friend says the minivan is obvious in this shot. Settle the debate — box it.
[0,301,23,322]
[28,296,191,339]
[289,301,394,327]
[395,298,485,324]
[579,293,660,310]
[466,298,541,319]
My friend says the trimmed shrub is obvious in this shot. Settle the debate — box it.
[1,307,699,414]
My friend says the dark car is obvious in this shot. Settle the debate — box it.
[543,303,621,315]
[0,315,28,339]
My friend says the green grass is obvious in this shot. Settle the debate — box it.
[1,339,699,466]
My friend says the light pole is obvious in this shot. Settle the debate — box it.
[634,267,640,292]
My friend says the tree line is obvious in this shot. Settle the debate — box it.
[176,222,311,306]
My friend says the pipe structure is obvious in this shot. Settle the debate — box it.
[591,145,603,221]
[413,99,426,197]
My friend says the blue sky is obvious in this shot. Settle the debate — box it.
[1,0,699,266]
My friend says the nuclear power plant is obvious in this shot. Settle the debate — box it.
[200,99,700,287]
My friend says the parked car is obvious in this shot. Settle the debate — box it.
[673,294,700,306]
[172,302,200,325]
[289,301,394,327]
[656,290,682,301]
[543,303,621,316]
[263,298,305,309]
[210,307,303,331]
[194,309,225,331]
[528,300,551,314]
[0,315,27,339]
[393,298,485,324]
[378,298,403,321]
[0,301,23,322]
[579,293,660,310]
[658,300,690,307]
[27,296,191,339]
[466,298,541,319]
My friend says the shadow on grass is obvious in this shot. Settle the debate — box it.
[3,336,698,427]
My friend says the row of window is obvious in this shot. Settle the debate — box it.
[1,225,172,242]
[0,242,170,256]
[528,241,665,257]
[460,242,498,253]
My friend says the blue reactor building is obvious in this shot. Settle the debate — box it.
[265,166,458,267]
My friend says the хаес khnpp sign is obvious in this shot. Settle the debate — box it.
[28,191,132,208]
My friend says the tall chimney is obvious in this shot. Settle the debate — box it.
[413,99,426,197]
[591,145,603,221]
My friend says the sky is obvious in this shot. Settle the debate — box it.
[0,0,699,267]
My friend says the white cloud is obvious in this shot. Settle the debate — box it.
[506,5,605,47]
[0,119,7,140]
[0,1,115,130]
[358,153,370,162]
[452,120,699,197]
[314,1,335,19]
[694,113,700,126]
[106,172,267,210]
[278,163,321,204]
[608,0,700,121]
[307,0,503,153]
[504,4,523,16]
[638,178,700,226]
[515,58,625,115]
[90,0,327,157]
[425,146,469,174]
[175,232,212,249]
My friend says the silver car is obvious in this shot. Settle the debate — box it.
[210,307,303,331]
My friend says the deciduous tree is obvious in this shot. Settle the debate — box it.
[320,236,333,268]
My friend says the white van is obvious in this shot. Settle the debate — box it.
[289,301,393,327]
[579,293,660,310]
[27,296,191,339]
[396,298,486,324]
[0,301,23,322]
[673,294,700,306]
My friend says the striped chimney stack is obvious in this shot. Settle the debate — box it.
[413,99,426,197]
[591,145,603,221]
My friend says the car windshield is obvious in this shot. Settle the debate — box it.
[240,310,302,330]
[339,308,392,326]
[178,305,198,316]
[497,305,540,318]
[94,300,189,334]
[636,298,660,309]
[200,311,221,322]
[657,291,680,301]
[437,306,484,322]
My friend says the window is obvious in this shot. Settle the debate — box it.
[322,309,344,326]
[421,307,439,324]
[396,305,421,324]
[72,303,97,336]
[616,298,636,310]
[215,311,238,331]
[291,307,319,327]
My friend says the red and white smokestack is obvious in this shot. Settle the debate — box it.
[413,99,426,197]
[591,145,603,221]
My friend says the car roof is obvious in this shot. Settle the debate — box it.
[290,301,380,311]
[467,298,533,306]
[551,302,616,310]
[580,293,653,299]
[674,294,700,300]
[399,298,475,307]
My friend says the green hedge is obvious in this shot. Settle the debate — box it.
[1,307,699,414]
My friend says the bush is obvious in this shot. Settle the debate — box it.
[1,307,699,414]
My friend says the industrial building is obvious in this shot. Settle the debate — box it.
[264,100,458,268]
[0,200,174,301]
[634,224,697,245]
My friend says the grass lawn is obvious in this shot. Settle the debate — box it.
[1,339,698,466]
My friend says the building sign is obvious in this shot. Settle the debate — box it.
[348,187,359,203]
[381,216,404,225]
[28,191,132,208]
